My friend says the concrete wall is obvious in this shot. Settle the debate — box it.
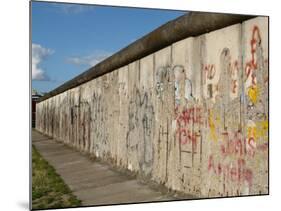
[36,17,268,197]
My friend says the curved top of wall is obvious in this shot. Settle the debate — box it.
[37,11,255,103]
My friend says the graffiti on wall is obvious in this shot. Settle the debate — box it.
[35,19,268,197]
[156,66,171,100]
[127,88,154,175]
[205,24,268,196]
[172,64,203,176]
[244,25,268,122]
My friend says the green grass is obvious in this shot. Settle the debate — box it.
[32,145,82,210]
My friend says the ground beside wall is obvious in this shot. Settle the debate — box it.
[36,16,268,198]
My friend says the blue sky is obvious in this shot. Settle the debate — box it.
[31,1,187,93]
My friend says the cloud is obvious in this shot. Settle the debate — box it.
[52,3,95,14]
[32,43,54,81]
[66,51,112,67]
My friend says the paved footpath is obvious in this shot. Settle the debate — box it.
[32,130,175,206]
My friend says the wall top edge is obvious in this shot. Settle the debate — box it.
[37,11,255,103]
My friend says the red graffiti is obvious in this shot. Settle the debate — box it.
[247,137,256,157]
[245,25,262,85]
[220,130,256,158]
[221,131,242,157]
[176,128,199,147]
[204,64,216,80]
[231,79,238,94]
[221,139,243,158]
[175,106,202,149]
[230,60,239,76]
[251,26,261,69]
[245,63,256,86]
[175,107,203,126]
[230,60,239,94]
[208,155,253,187]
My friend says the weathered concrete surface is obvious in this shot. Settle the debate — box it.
[36,17,268,198]
[32,130,179,206]
[38,12,254,103]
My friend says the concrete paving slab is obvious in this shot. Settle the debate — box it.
[32,130,175,206]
